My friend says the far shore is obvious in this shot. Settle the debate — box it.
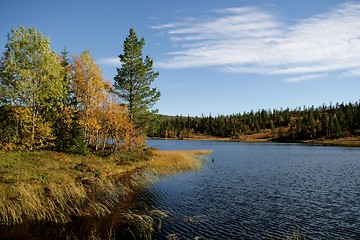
[149,134,360,147]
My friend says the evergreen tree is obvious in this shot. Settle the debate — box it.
[152,101,360,141]
[114,28,161,132]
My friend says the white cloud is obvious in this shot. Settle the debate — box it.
[154,3,360,82]
[151,22,184,29]
[282,74,327,83]
[97,57,119,66]
[343,68,360,77]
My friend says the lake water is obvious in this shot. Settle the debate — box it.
[141,140,360,239]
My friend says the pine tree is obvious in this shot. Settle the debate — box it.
[114,28,161,132]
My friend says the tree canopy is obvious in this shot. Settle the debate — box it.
[151,102,360,141]
[0,26,143,153]
[0,26,66,150]
[114,28,161,132]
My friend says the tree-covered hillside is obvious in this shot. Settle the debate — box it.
[150,102,360,142]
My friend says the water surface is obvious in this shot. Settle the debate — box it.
[141,140,360,239]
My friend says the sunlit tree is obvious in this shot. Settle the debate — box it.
[70,50,106,145]
[0,26,66,149]
[71,51,141,152]
[114,28,161,132]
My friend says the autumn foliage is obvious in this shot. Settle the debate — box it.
[0,27,142,154]
[70,50,142,153]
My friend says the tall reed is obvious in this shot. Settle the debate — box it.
[0,148,213,239]
[0,151,127,226]
[147,149,212,175]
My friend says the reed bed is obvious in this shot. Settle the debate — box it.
[0,151,129,226]
[0,148,212,239]
[147,149,212,175]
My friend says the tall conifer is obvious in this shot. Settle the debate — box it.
[114,28,160,132]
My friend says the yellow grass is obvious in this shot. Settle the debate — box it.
[148,149,212,175]
[0,148,212,227]
[0,151,135,225]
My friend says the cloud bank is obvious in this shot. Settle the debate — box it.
[153,3,360,82]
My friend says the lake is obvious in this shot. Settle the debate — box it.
[141,140,360,239]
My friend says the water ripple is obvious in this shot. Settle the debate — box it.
[145,141,360,239]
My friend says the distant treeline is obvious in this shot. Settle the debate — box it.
[150,101,360,141]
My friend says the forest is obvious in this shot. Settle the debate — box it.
[150,101,360,142]
[0,26,160,155]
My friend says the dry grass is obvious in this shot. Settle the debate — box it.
[0,147,212,240]
[0,151,135,226]
[147,149,212,175]
[0,182,86,224]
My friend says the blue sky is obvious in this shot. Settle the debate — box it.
[1,0,360,116]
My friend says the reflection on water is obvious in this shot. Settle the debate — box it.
[141,140,360,239]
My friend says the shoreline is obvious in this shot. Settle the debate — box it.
[0,149,211,239]
[149,135,360,147]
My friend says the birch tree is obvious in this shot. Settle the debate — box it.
[0,26,66,149]
[70,50,106,146]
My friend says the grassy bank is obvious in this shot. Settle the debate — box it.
[0,151,134,226]
[0,148,211,232]
[107,149,212,239]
